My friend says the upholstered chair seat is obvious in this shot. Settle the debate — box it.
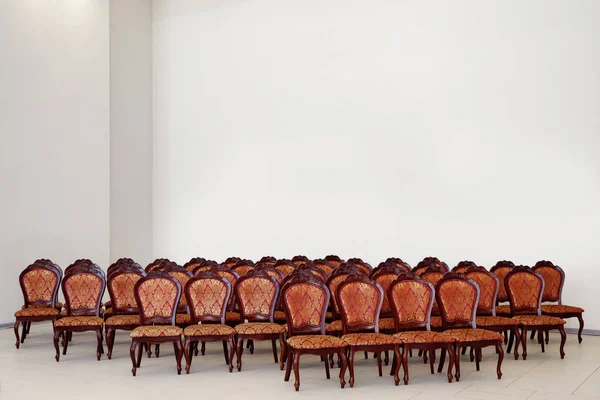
[274,310,287,321]
[495,305,511,315]
[15,308,59,317]
[541,305,584,314]
[378,317,395,330]
[512,315,566,326]
[175,314,191,324]
[393,330,455,344]
[286,335,347,350]
[430,316,442,329]
[225,311,240,322]
[476,316,519,327]
[55,316,104,327]
[341,332,403,346]
[130,325,183,338]
[184,324,234,336]
[325,320,343,332]
[235,322,286,335]
[444,328,504,342]
[105,315,140,326]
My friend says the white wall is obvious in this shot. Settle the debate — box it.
[0,1,110,324]
[153,0,600,330]
[110,0,153,265]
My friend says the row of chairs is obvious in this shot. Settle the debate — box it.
[12,256,584,391]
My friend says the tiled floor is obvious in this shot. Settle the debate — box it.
[0,324,598,400]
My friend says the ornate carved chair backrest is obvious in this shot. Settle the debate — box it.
[107,265,146,315]
[183,257,207,272]
[420,266,447,315]
[232,259,255,277]
[324,255,344,268]
[490,260,515,304]
[185,271,231,325]
[274,259,296,277]
[281,270,330,337]
[325,264,367,318]
[388,272,435,332]
[435,272,480,329]
[412,257,449,275]
[254,262,285,284]
[19,259,62,309]
[209,265,240,311]
[465,266,499,316]
[295,262,328,281]
[145,258,173,273]
[62,263,106,317]
[234,269,280,323]
[505,266,544,316]
[64,259,101,276]
[153,262,193,314]
[192,260,220,275]
[134,272,182,326]
[371,262,404,318]
[107,258,139,276]
[384,257,411,273]
[532,261,565,304]
[336,273,384,334]
[259,256,277,265]
[452,260,478,274]
[222,257,241,268]
[291,255,310,266]
[346,258,373,275]
[312,259,336,277]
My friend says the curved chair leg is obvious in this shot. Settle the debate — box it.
[21,321,27,343]
[280,335,286,371]
[530,330,536,340]
[348,348,356,388]
[222,340,229,365]
[14,320,21,349]
[577,314,584,343]
[130,341,138,376]
[545,330,549,345]
[184,339,192,374]
[376,352,383,377]
[428,350,435,374]
[446,343,454,383]
[324,354,331,379]
[384,349,389,366]
[174,340,183,375]
[228,337,235,372]
[496,342,504,379]
[62,330,69,355]
[512,326,520,360]
[538,330,545,353]
[338,350,348,388]
[521,328,528,360]
[437,347,446,373]
[271,339,278,363]
[507,330,514,354]
[105,327,114,359]
[136,341,143,367]
[392,346,400,386]
[53,329,61,362]
[236,338,243,371]
[155,344,160,358]
[293,351,301,391]
[454,344,461,382]
[403,344,410,385]
[284,347,293,381]
[201,341,206,355]
[96,328,103,360]
[559,326,566,359]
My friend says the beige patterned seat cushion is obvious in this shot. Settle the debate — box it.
[234,322,286,335]
[287,335,347,350]
[378,317,395,330]
[541,304,584,314]
[341,333,403,346]
[394,330,455,344]
[15,308,59,317]
[476,316,519,327]
[512,315,566,326]
[105,315,140,326]
[55,316,104,327]
[184,324,235,337]
[130,325,183,338]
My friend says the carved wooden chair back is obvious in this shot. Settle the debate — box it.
[19,259,62,309]
[388,272,435,332]
[490,260,515,303]
[107,265,146,315]
[435,272,480,330]
[371,263,404,318]
[185,271,231,325]
[533,261,565,304]
[465,266,499,316]
[505,266,544,316]
[336,273,384,334]
[134,271,181,326]
[62,263,106,317]
[281,270,330,337]
[234,269,280,322]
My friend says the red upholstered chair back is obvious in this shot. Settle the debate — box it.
[192,260,220,275]
[107,265,146,315]
[254,263,285,284]
[346,258,373,275]
[384,257,411,272]
[313,259,336,277]
[19,259,61,309]
[435,272,479,329]
[324,255,344,268]
[107,258,141,276]
[235,269,279,322]
[185,271,231,325]
[222,257,241,268]
[505,266,544,315]
[421,266,446,315]
[274,259,296,277]
[292,255,310,265]
[533,261,565,303]
[371,263,404,318]
[145,258,173,273]
[413,257,449,275]
[232,259,255,277]
[281,271,329,337]
[336,274,384,334]
[62,262,105,317]
[388,272,435,331]
[209,266,240,311]
[465,266,499,315]
[183,257,206,272]
[490,260,515,303]
[153,262,193,313]
[326,264,366,317]
[259,256,277,265]
[134,272,181,325]
[452,260,478,274]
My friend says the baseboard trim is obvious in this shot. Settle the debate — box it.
[0,320,51,329]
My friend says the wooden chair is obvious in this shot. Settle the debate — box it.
[232,259,255,277]
[505,266,567,360]
[274,259,296,277]
[183,257,207,272]
[465,266,521,360]
[336,274,402,387]
[222,257,241,268]
[313,259,336,277]
[346,258,373,275]
[451,260,478,274]
[412,257,449,275]
[533,260,585,344]
[192,260,220,275]
[436,273,504,382]
[183,271,235,374]
[324,255,344,268]
[53,262,106,361]
[129,272,184,376]
[292,255,310,265]
[14,259,62,348]
[145,258,173,273]
[324,264,367,337]
[388,272,456,384]
[233,270,286,371]
[282,271,348,391]
[490,260,515,317]
[295,262,328,281]
[383,257,411,272]
[104,265,146,359]
[259,256,278,265]
[103,259,143,320]
[209,266,242,328]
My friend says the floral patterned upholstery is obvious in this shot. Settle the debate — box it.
[338,282,379,326]
[137,279,179,318]
[437,280,477,323]
[276,265,296,276]
[476,316,519,327]
[130,325,183,338]
[176,314,191,324]
[64,273,103,310]
[507,272,543,310]
[492,267,512,302]
[168,272,192,310]
[422,272,444,314]
[327,275,348,313]
[14,308,59,317]
[234,322,286,335]
[445,328,504,342]
[105,315,140,326]
[283,283,326,328]
[512,315,566,326]
[430,316,442,328]
[274,310,287,321]
[236,277,277,317]
[535,267,562,302]
[213,270,238,309]
[55,316,104,327]
[234,266,254,276]
[187,278,228,319]
[326,320,343,332]
[466,272,497,313]
[378,317,395,331]
[184,324,235,336]
[341,333,403,346]
[389,281,433,325]
[373,274,398,315]
[394,330,455,344]
[287,335,347,349]
[22,269,58,303]
[109,273,142,309]
[541,305,584,314]
[495,305,511,315]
